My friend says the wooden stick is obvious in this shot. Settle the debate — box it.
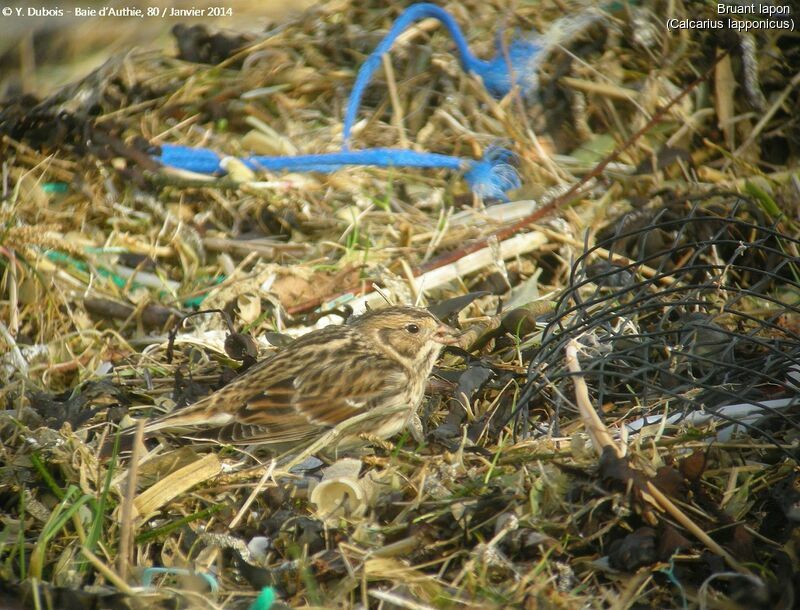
[566,340,623,458]
[117,420,144,581]
[382,53,409,148]
[645,482,751,575]
[229,460,276,529]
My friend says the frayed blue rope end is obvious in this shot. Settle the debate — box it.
[466,38,543,99]
[464,147,521,202]
[464,10,607,99]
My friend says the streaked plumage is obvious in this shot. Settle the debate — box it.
[138,306,459,452]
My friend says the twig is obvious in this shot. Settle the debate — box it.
[560,76,641,101]
[382,53,409,148]
[229,460,276,529]
[369,590,437,610]
[6,248,19,336]
[565,340,623,458]
[645,482,752,576]
[733,69,800,158]
[117,420,144,581]
[81,547,137,595]
[84,298,181,330]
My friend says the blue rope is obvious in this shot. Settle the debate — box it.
[159,145,463,173]
[342,3,541,147]
[153,3,569,201]
[157,144,520,201]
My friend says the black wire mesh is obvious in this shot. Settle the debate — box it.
[521,193,800,457]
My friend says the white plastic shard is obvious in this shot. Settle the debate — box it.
[309,457,366,522]
[625,397,799,442]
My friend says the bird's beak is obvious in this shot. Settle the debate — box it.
[433,323,462,346]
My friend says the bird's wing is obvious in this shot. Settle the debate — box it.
[142,347,409,447]
[228,379,360,445]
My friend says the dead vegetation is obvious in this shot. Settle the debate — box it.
[1,1,799,609]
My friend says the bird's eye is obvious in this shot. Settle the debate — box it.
[405,323,420,334]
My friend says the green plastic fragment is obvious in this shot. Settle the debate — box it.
[248,587,275,610]
[42,182,69,194]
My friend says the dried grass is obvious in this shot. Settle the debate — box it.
[1,1,798,609]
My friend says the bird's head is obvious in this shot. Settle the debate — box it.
[352,306,461,366]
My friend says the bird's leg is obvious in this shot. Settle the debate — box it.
[282,407,405,470]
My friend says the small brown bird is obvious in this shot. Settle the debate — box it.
[136,306,460,453]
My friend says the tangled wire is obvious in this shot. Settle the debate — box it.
[521,193,800,459]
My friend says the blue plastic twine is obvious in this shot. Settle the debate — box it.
[157,144,520,201]
[153,2,565,201]
[342,3,542,148]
